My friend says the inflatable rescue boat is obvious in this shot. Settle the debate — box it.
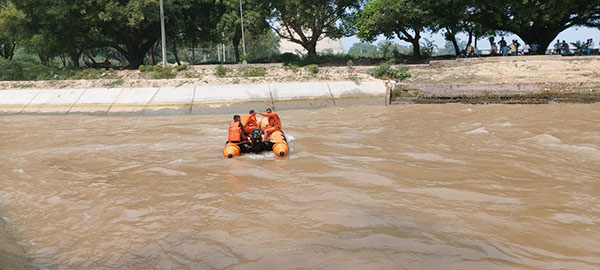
[223,117,289,158]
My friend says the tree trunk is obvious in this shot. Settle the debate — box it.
[116,38,158,69]
[60,54,67,67]
[233,38,241,63]
[232,28,242,63]
[411,31,421,59]
[464,31,473,51]
[191,43,195,65]
[69,49,81,67]
[411,40,421,59]
[305,42,318,63]
[445,28,460,56]
[125,53,145,70]
[149,45,156,65]
[172,40,181,66]
[518,30,559,55]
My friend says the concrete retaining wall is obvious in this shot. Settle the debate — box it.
[0,81,385,115]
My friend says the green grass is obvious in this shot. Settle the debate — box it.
[369,60,410,80]
[104,79,124,88]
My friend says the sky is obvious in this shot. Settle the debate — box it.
[340,27,600,52]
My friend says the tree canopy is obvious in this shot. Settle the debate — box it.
[356,0,433,58]
[270,0,361,61]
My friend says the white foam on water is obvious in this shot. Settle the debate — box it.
[466,127,489,134]
[403,152,463,164]
[553,213,597,225]
[245,152,276,160]
[521,134,600,160]
[146,167,187,176]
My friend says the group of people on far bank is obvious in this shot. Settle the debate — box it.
[469,36,599,57]
[489,37,534,56]
[227,108,282,144]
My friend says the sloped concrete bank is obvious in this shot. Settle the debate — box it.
[392,82,600,104]
[0,81,385,115]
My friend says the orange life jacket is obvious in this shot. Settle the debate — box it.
[259,112,281,131]
[241,114,257,133]
[228,121,243,142]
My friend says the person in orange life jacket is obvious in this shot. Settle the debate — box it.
[241,110,258,134]
[227,115,248,143]
[260,108,282,136]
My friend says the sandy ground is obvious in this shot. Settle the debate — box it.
[407,55,600,84]
[0,55,598,89]
[0,64,375,89]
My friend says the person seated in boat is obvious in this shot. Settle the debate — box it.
[241,110,258,134]
[228,115,253,153]
[228,115,249,143]
[259,108,282,137]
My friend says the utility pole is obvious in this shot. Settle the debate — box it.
[159,0,167,66]
[239,0,246,63]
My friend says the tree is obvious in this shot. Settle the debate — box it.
[218,0,271,62]
[246,29,280,60]
[270,0,361,61]
[0,1,26,60]
[473,0,600,54]
[356,0,433,59]
[348,42,378,57]
[171,0,226,65]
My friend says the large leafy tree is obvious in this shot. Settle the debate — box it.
[0,1,26,60]
[356,0,432,59]
[218,0,271,62]
[473,0,600,54]
[270,0,361,61]
[168,0,225,65]
[348,42,378,57]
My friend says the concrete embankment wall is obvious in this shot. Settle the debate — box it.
[0,81,385,115]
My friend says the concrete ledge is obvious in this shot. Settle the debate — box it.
[0,81,385,115]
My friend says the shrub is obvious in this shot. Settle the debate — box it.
[273,53,301,66]
[306,64,319,74]
[369,60,410,80]
[105,79,124,88]
[284,64,299,73]
[243,66,267,77]
[175,64,188,71]
[215,65,231,77]
[0,58,58,81]
[151,67,175,79]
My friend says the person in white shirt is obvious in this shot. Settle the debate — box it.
[523,43,531,55]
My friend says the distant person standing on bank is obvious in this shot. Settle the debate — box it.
[523,43,531,55]
[587,39,594,56]
[561,40,570,55]
[104,58,111,70]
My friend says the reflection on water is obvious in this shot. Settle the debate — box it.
[1,104,599,269]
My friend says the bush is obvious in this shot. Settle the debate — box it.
[68,69,103,80]
[306,64,319,74]
[242,67,267,77]
[0,58,58,81]
[273,53,302,66]
[369,60,410,80]
[151,67,175,79]
[284,64,299,73]
[175,64,188,71]
[215,65,231,77]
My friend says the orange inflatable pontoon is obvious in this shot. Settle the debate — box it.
[223,116,289,158]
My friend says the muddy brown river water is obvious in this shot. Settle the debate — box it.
[1,104,599,270]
